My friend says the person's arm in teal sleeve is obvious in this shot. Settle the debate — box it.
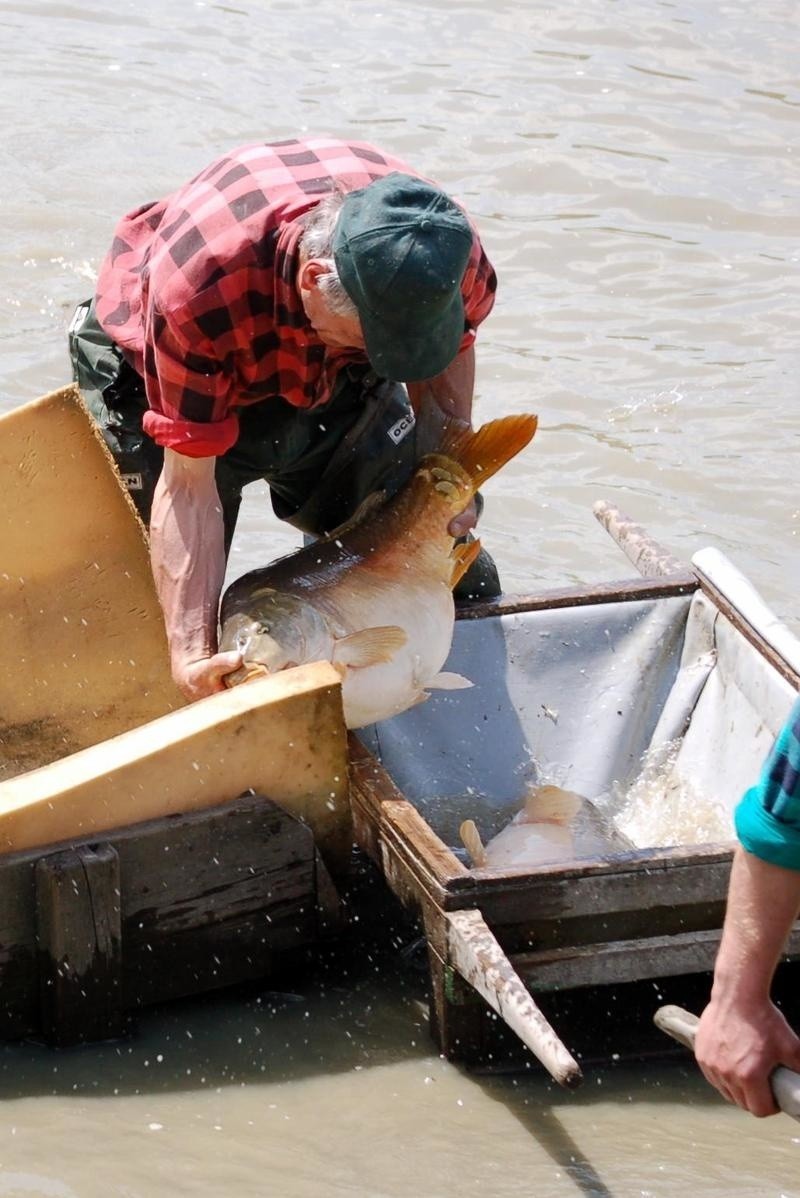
[695,696,800,1116]
[695,846,800,1116]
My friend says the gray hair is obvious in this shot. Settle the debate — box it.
[300,188,359,319]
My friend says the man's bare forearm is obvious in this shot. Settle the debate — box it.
[712,847,800,1003]
[149,450,239,697]
[407,343,475,424]
[695,846,800,1115]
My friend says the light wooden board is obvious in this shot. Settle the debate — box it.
[0,384,182,777]
[0,662,351,870]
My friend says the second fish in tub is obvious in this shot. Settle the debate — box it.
[460,784,633,869]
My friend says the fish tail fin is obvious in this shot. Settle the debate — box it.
[449,537,482,589]
[443,414,538,492]
[460,819,487,867]
[522,784,584,826]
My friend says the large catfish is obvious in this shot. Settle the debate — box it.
[219,413,537,728]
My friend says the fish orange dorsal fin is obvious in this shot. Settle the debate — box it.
[522,784,584,826]
[331,625,407,669]
[322,490,388,541]
[460,819,487,868]
[449,537,482,589]
[443,414,538,492]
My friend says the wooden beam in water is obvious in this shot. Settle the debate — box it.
[446,908,583,1088]
[593,499,689,578]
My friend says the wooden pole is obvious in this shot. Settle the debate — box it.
[593,500,688,578]
[654,1004,800,1122]
[447,908,583,1088]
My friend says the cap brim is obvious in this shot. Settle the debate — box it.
[360,292,466,383]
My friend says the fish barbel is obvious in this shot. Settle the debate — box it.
[219,413,538,728]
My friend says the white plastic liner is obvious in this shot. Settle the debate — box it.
[361,558,799,850]
[657,574,798,819]
[361,594,693,815]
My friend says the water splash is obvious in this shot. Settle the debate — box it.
[608,738,733,848]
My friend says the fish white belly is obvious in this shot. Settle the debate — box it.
[332,580,455,727]
[483,823,574,869]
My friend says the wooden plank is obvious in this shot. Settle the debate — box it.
[446,839,734,893]
[514,925,800,993]
[349,737,467,911]
[0,385,181,780]
[460,864,732,939]
[455,573,698,621]
[0,793,338,1037]
[35,844,125,1046]
[350,781,463,931]
[0,662,351,873]
[426,936,490,1066]
[117,794,321,1006]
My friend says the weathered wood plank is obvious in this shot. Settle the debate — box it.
[0,662,351,873]
[0,793,338,1038]
[455,859,733,933]
[349,737,466,915]
[35,844,125,1046]
[445,839,734,894]
[116,794,321,1006]
[426,937,489,1066]
[514,925,800,993]
[447,909,582,1087]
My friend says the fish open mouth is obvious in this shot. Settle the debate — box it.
[223,661,271,688]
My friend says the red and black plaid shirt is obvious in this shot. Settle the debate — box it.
[95,138,497,457]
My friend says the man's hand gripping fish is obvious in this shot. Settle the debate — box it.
[219,413,538,728]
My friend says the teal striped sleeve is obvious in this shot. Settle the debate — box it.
[735,695,800,871]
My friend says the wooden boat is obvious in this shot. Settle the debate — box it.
[2,387,797,1071]
[350,502,800,1086]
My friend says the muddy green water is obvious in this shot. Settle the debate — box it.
[1,0,799,1194]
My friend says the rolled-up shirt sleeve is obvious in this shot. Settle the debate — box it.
[140,305,239,458]
[735,695,800,871]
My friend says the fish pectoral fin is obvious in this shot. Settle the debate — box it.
[522,784,585,826]
[331,625,408,669]
[449,538,482,590]
[427,671,473,690]
[459,819,488,868]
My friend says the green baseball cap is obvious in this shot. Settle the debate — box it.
[332,172,474,382]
